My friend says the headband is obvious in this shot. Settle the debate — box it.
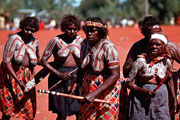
[86,21,106,28]
[150,33,167,44]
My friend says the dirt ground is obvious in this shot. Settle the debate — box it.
[0,26,180,120]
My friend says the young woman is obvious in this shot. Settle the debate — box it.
[0,16,40,120]
[40,14,83,120]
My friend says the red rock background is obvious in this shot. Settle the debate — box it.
[0,26,180,120]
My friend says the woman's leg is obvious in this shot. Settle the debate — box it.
[2,113,11,120]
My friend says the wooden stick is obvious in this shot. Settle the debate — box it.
[38,89,110,104]
[48,68,78,91]
[146,71,172,101]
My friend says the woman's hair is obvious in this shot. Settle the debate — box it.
[19,16,39,32]
[60,14,81,32]
[83,17,108,39]
[138,15,161,29]
[138,15,162,37]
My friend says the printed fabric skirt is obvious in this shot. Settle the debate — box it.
[0,66,36,119]
[48,66,80,117]
[79,72,128,120]
[174,72,180,120]
[128,84,170,120]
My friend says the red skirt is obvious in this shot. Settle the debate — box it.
[0,67,36,119]
[79,72,128,120]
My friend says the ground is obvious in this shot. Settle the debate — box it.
[0,25,180,120]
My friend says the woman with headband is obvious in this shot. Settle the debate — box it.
[125,33,172,120]
[76,17,126,119]
[123,15,180,119]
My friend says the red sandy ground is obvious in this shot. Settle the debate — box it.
[0,26,180,120]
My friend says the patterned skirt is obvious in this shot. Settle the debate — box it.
[79,72,127,120]
[0,66,36,119]
[174,72,180,120]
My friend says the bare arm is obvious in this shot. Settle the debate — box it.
[41,38,70,80]
[3,62,25,89]
[84,43,120,102]
[123,43,139,78]
[41,59,69,80]
[167,41,180,64]
[36,40,41,66]
[2,36,25,89]
[85,67,120,102]
[125,58,155,95]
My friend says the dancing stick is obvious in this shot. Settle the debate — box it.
[48,68,78,90]
[146,71,172,100]
[38,89,110,104]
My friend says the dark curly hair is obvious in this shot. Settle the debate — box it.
[138,15,162,37]
[83,17,108,39]
[60,14,80,32]
[19,16,39,32]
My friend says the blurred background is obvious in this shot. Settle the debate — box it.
[1,0,180,31]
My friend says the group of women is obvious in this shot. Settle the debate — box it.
[0,14,179,120]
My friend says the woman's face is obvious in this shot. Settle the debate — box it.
[85,26,100,46]
[64,23,78,39]
[148,39,166,57]
[23,26,35,36]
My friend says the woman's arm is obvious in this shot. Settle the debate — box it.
[36,40,41,66]
[84,67,120,102]
[167,41,180,64]
[125,58,155,96]
[41,38,70,80]
[3,62,25,89]
[2,36,25,89]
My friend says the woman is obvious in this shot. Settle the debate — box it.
[77,17,125,120]
[125,33,172,120]
[0,16,40,120]
[40,14,83,120]
[123,16,180,119]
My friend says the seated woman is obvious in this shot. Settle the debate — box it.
[125,33,172,120]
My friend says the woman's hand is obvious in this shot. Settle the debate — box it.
[84,92,97,103]
[145,89,156,96]
[58,72,70,81]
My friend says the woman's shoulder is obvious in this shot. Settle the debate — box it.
[48,35,62,43]
[9,33,21,39]
[137,54,147,61]
[102,39,115,47]
[7,33,22,43]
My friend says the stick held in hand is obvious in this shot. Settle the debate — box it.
[37,89,110,104]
